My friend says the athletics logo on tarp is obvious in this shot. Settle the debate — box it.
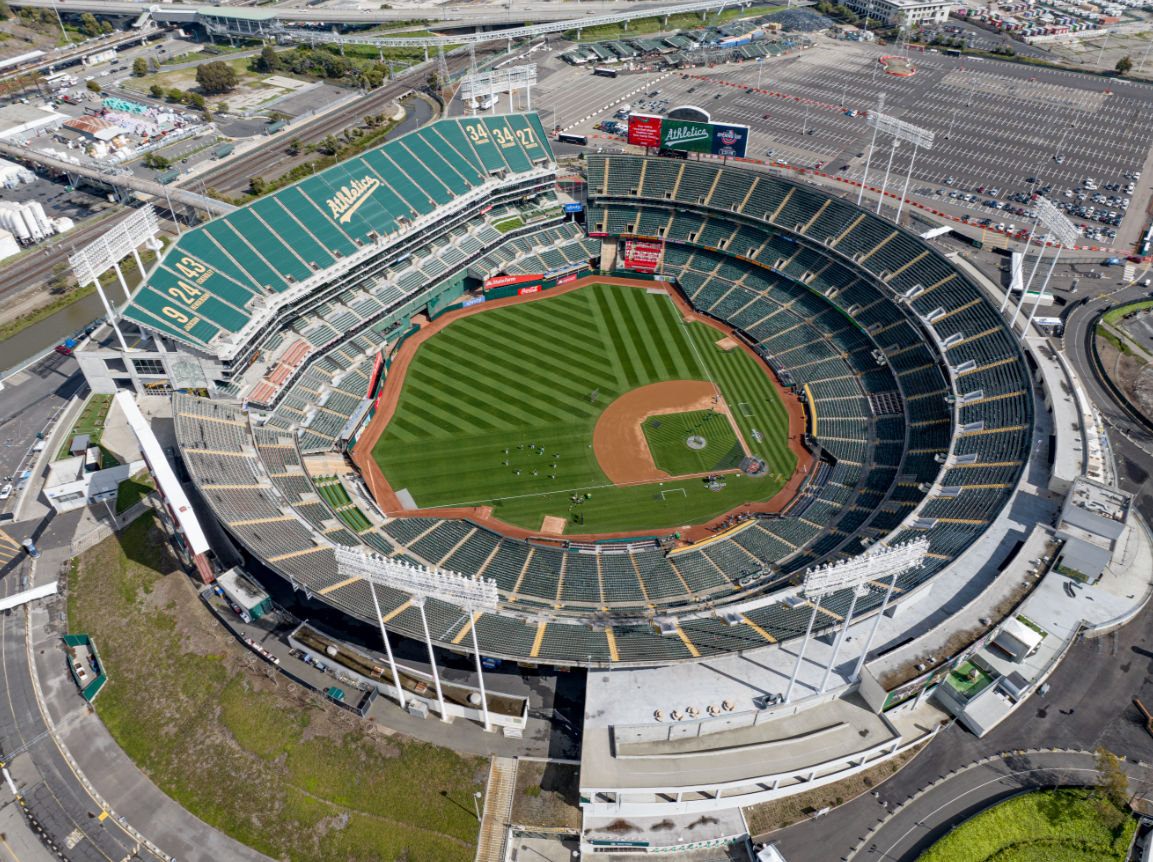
[326,176,380,224]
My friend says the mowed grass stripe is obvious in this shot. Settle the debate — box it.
[594,286,650,389]
[645,293,701,380]
[614,288,671,381]
[607,288,665,383]
[427,331,605,419]
[491,302,612,370]
[403,364,576,432]
[457,310,610,390]
[478,314,613,388]
[622,288,682,382]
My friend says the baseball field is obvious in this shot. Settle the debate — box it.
[372,283,797,533]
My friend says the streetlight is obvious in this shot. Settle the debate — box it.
[473,791,483,819]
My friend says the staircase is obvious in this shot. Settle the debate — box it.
[474,756,517,862]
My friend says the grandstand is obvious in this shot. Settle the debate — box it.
[161,140,1033,668]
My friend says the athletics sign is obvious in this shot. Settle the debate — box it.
[485,273,543,290]
[627,113,749,158]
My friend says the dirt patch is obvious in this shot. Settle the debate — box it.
[540,515,567,535]
[593,381,722,483]
[1097,335,1153,420]
[511,761,582,830]
[714,336,740,352]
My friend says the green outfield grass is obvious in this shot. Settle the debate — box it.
[372,284,796,533]
[642,410,742,476]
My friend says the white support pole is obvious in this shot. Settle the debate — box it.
[368,579,407,710]
[784,595,821,703]
[130,246,144,280]
[1010,240,1048,330]
[163,187,183,237]
[851,571,899,683]
[415,598,450,722]
[1001,218,1040,313]
[467,603,492,732]
[94,280,129,351]
[819,588,861,694]
[112,262,132,304]
[877,138,898,216]
[858,121,880,207]
[1022,246,1064,339]
[894,140,919,225]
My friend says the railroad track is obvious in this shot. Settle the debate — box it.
[194,44,497,196]
[1,208,134,300]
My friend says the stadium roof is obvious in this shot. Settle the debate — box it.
[122,113,554,352]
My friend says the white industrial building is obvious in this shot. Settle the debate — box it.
[842,0,951,26]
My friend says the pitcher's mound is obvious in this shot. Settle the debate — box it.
[540,515,567,535]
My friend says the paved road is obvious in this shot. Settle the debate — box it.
[0,563,164,862]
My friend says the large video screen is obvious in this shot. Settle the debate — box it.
[627,113,749,158]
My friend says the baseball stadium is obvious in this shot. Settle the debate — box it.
[76,111,1038,670]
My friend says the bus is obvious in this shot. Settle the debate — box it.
[557,133,588,145]
[593,67,618,78]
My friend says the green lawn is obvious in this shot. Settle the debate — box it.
[642,409,742,476]
[67,516,484,862]
[58,393,120,467]
[372,284,795,533]
[916,789,1134,862]
[115,471,154,515]
[944,661,994,698]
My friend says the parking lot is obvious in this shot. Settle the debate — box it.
[543,37,1153,250]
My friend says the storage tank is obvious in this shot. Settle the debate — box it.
[29,202,50,235]
[18,206,42,242]
[4,209,30,242]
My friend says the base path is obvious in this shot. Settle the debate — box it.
[350,275,814,543]
[593,380,727,484]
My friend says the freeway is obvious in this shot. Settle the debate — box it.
[9,0,740,30]
[0,27,167,82]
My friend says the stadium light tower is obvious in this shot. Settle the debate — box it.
[783,541,929,703]
[850,539,929,683]
[68,205,161,353]
[1008,197,1079,338]
[864,111,934,223]
[336,547,500,730]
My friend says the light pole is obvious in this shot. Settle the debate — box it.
[783,542,927,702]
[1097,33,1110,67]
[473,791,483,820]
[335,547,500,729]
[857,92,885,207]
[877,137,898,215]
[1140,38,1153,73]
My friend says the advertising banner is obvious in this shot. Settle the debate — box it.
[711,122,749,158]
[627,113,663,148]
[564,202,584,213]
[485,273,544,290]
[557,273,579,285]
[660,118,713,153]
[629,114,749,158]
[462,295,486,308]
[624,240,662,273]
[518,285,542,295]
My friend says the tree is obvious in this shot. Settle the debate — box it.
[249,176,267,196]
[86,80,101,93]
[133,57,148,77]
[322,133,339,156]
[0,1,11,21]
[427,70,442,91]
[188,92,206,109]
[1116,55,1133,75]
[1094,747,1130,809]
[196,60,238,95]
[150,83,164,99]
[218,102,229,113]
[80,12,100,36]
[258,45,280,72]
[166,87,185,103]
[100,20,112,34]
[288,137,302,154]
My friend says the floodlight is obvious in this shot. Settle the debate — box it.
[336,545,499,609]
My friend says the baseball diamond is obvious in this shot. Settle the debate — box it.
[371,283,797,533]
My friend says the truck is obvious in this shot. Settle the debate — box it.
[83,49,118,67]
